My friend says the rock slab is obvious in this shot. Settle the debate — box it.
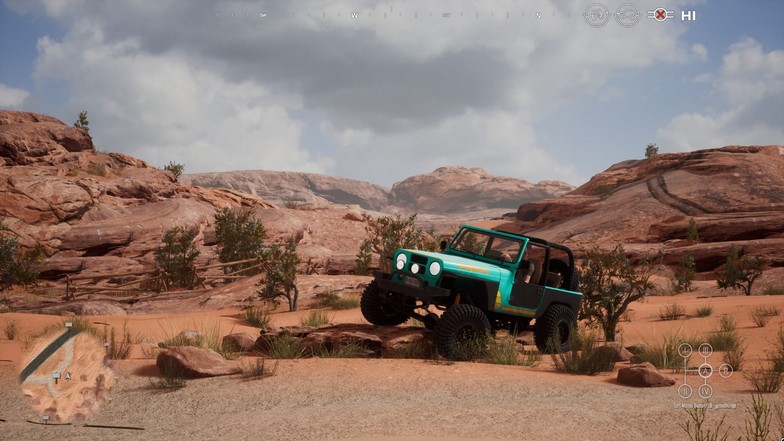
[617,362,676,387]
[156,346,241,378]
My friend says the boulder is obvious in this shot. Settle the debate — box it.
[156,346,241,378]
[617,362,676,387]
[45,300,127,316]
[222,333,257,352]
[597,342,634,362]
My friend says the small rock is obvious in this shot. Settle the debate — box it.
[221,333,256,352]
[156,346,241,378]
[343,210,364,222]
[617,362,676,387]
[597,342,633,362]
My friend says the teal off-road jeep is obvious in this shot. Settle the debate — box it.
[360,225,582,359]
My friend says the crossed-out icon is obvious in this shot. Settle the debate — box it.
[677,343,734,399]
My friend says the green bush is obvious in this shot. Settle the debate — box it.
[257,236,301,311]
[74,110,89,133]
[265,336,306,359]
[300,309,330,327]
[550,327,616,375]
[694,305,714,318]
[750,305,780,328]
[645,143,659,159]
[314,342,367,358]
[243,305,271,329]
[707,316,742,352]
[659,303,686,321]
[483,334,540,367]
[715,245,767,296]
[312,291,360,310]
[103,324,133,360]
[632,331,700,370]
[163,161,184,182]
[241,358,278,379]
[680,403,729,441]
[214,207,267,277]
[763,285,784,296]
[0,222,41,291]
[154,226,200,289]
[358,213,426,273]
[672,252,696,293]
[745,369,783,393]
[578,244,658,341]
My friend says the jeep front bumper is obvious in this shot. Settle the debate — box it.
[373,270,452,302]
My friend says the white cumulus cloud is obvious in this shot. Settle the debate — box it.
[0,84,30,108]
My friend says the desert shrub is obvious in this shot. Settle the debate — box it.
[633,331,700,370]
[750,305,780,328]
[314,342,368,358]
[300,309,330,327]
[645,142,659,159]
[687,218,700,244]
[3,320,18,340]
[672,252,696,293]
[718,314,737,332]
[163,161,184,182]
[282,194,300,209]
[73,110,89,133]
[312,291,359,310]
[578,245,658,341]
[103,323,133,360]
[257,236,301,311]
[715,246,767,296]
[214,207,267,277]
[358,213,426,273]
[150,359,187,390]
[723,342,747,372]
[386,341,434,359]
[659,303,686,321]
[551,327,616,375]
[763,285,784,296]
[707,315,742,352]
[265,336,306,359]
[680,403,730,441]
[594,183,615,199]
[741,393,773,441]
[154,226,200,289]
[694,305,714,318]
[484,334,540,367]
[241,357,278,379]
[86,162,106,176]
[0,222,41,292]
[769,326,784,372]
[243,305,271,328]
[354,240,373,276]
[745,369,783,393]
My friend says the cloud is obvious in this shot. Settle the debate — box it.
[21,0,699,185]
[32,20,329,174]
[0,84,30,108]
[658,38,784,150]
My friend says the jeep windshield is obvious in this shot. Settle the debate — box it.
[449,228,523,264]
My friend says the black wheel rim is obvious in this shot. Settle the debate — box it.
[557,321,570,346]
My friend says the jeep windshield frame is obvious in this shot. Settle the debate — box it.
[446,226,526,266]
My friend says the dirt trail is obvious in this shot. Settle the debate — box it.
[646,175,710,216]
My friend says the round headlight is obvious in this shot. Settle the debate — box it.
[395,259,405,270]
[396,253,407,265]
[429,261,441,276]
[410,263,420,274]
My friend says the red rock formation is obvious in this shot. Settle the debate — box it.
[498,146,784,271]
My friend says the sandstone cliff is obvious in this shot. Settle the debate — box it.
[497,146,784,272]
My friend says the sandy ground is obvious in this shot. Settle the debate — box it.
[1,288,783,441]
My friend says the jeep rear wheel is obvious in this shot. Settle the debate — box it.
[534,304,576,353]
[360,280,409,326]
[435,304,491,360]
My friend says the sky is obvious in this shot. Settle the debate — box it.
[0,0,782,187]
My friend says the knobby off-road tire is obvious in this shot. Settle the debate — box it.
[435,304,491,360]
[360,280,409,326]
[534,304,576,353]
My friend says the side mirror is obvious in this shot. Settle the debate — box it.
[439,240,448,251]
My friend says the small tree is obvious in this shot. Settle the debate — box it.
[715,246,767,296]
[74,110,90,133]
[0,222,41,291]
[354,240,372,276]
[257,236,300,311]
[360,213,424,273]
[214,207,266,276]
[154,226,200,289]
[645,143,659,158]
[687,218,700,243]
[163,161,184,182]
[579,245,658,341]
[672,252,696,293]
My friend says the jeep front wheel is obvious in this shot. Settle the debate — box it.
[360,280,409,326]
[534,304,576,353]
[435,304,491,360]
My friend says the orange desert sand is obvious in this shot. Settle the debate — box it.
[1,284,783,441]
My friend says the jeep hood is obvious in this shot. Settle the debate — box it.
[402,250,509,280]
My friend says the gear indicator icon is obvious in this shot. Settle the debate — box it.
[583,3,611,28]
[676,343,734,399]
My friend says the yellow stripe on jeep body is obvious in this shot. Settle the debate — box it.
[456,264,489,274]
